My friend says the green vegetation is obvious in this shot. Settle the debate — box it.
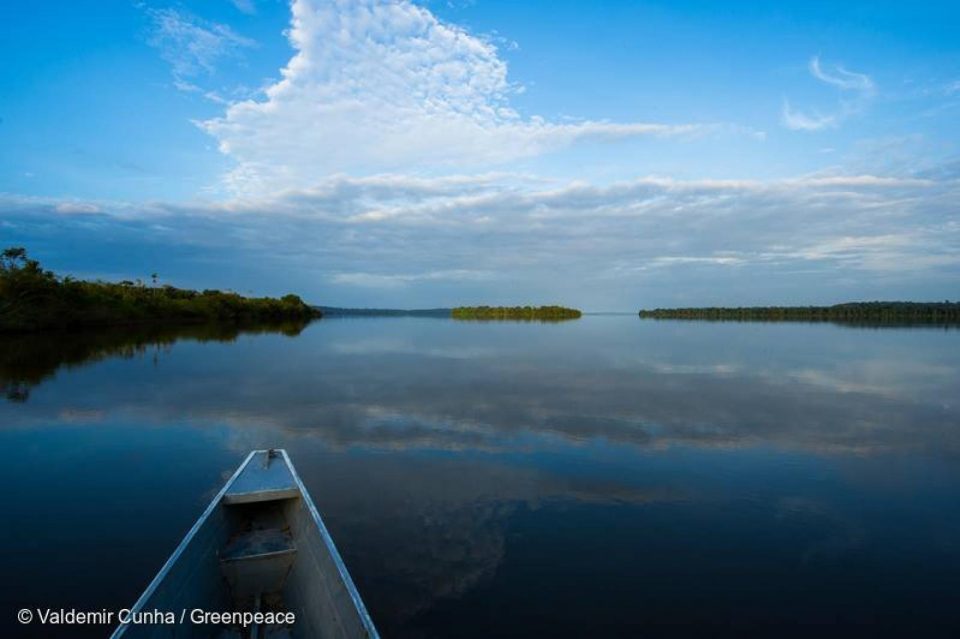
[451,305,582,321]
[638,302,960,325]
[0,247,320,332]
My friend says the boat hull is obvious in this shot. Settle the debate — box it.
[112,450,378,638]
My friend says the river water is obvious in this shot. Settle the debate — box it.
[2,316,958,637]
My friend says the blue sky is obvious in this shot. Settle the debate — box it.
[1,0,958,308]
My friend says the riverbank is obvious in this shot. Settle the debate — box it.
[0,247,320,332]
[638,302,960,324]
[452,305,582,321]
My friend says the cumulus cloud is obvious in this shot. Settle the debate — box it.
[200,0,721,193]
[782,56,875,131]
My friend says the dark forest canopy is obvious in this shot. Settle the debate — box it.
[638,302,960,325]
[452,305,582,321]
[0,247,320,332]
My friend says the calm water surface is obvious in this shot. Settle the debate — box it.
[1,316,959,637]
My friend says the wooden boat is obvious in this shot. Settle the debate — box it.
[112,449,379,638]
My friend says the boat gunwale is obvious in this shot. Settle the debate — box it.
[111,449,380,638]
[280,448,380,639]
[110,450,259,639]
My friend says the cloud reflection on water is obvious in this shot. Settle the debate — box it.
[2,317,959,635]
[3,318,959,457]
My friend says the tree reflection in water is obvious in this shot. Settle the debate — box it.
[0,320,311,402]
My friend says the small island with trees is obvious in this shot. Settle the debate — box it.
[638,302,960,325]
[0,247,320,332]
[451,305,582,321]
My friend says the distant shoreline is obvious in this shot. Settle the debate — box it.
[319,305,585,321]
[452,306,582,321]
[638,302,960,325]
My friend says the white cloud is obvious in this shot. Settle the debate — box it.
[786,174,931,187]
[54,201,101,214]
[200,0,722,193]
[781,100,837,131]
[808,56,875,93]
[146,7,254,91]
[782,56,875,131]
[330,269,494,288]
[6,170,956,305]
[230,0,256,15]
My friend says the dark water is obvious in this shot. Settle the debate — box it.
[1,317,959,638]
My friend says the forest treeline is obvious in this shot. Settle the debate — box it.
[451,305,582,321]
[638,302,960,324]
[0,247,320,332]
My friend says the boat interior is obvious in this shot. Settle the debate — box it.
[217,450,302,638]
[115,449,377,639]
